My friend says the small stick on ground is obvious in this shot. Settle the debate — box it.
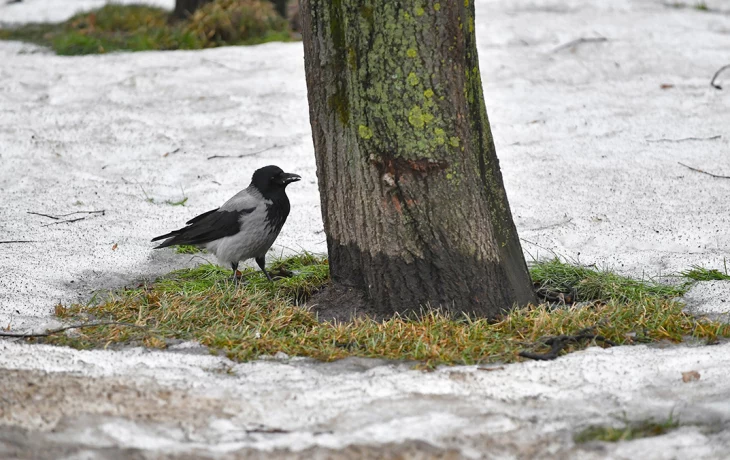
[711,64,730,90]
[529,217,573,232]
[0,240,39,244]
[208,146,277,160]
[519,327,617,361]
[678,162,730,179]
[201,58,242,73]
[28,210,106,220]
[553,37,608,52]
[27,210,106,227]
[0,321,142,338]
[648,135,721,143]
[41,217,87,227]
[27,212,60,220]
[245,427,290,434]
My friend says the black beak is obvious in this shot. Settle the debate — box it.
[276,172,301,186]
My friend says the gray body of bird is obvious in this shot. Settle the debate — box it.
[151,165,301,281]
[203,187,281,268]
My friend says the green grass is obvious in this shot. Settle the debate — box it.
[165,197,189,207]
[575,415,679,443]
[681,264,730,282]
[0,1,292,56]
[37,257,730,367]
[530,258,685,304]
[175,245,204,254]
[666,2,713,11]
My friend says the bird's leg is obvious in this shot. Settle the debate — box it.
[231,262,239,287]
[255,256,273,282]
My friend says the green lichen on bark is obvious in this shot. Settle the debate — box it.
[358,124,373,139]
[327,1,463,163]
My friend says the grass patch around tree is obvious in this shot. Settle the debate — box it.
[34,256,730,367]
[0,1,292,56]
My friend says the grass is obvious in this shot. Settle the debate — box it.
[681,263,730,282]
[35,256,730,367]
[666,2,713,11]
[165,197,189,207]
[175,245,204,254]
[0,1,292,56]
[530,258,685,304]
[575,415,679,443]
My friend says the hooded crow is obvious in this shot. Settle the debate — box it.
[152,165,301,282]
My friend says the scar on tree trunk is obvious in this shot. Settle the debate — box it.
[301,0,537,321]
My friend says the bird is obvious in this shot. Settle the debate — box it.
[152,165,301,283]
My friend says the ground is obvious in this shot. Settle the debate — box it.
[1,0,730,458]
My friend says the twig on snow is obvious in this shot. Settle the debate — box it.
[245,427,290,434]
[28,210,106,220]
[201,58,241,73]
[519,327,617,361]
[553,37,608,52]
[647,135,721,143]
[529,217,573,232]
[711,64,730,90]
[207,146,278,160]
[678,162,730,179]
[41,217,86,227]
[28,210,106,227]
[0,240,39,244]
[27,212,60,220]
[162,147,181,157]
[0,321,141,338]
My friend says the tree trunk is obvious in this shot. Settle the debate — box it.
[300,1,536,318]
[172,0,213,20]
[268,0,288,18]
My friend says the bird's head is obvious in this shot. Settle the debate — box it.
[250,165,301,195]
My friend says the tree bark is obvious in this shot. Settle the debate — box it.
[300,1,536,318]
[268,0,288,17]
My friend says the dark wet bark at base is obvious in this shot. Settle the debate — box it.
[327,239,534,318]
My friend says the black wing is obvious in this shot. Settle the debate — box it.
[152,207,255,248]
[185,208,218,225]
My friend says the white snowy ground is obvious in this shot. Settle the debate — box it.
[1,0,730,458]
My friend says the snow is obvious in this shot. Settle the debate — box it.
[1,0,729,458]
[3,339,730,458]
[684,281,730,322]
[0,0,175,25]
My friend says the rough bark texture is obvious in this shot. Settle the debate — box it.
[301,0,536,318]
